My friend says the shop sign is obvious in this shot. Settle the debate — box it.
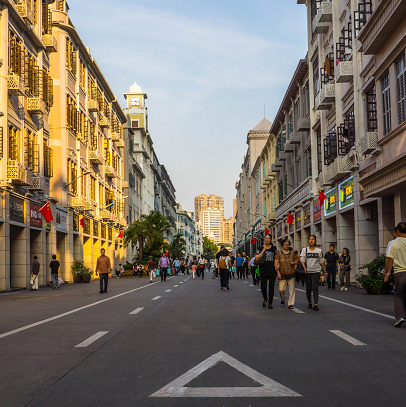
[339,176,354,210]
[304,204,311,226]
[295,209,301,229]
[55,210,67,230]
[277,223,282,238]
[30,203,43,227]
[9,196,24,224]
[324,188,337,216]
[73,214,79,232]
[314,199,322,222]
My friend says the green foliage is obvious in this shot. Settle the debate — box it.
[71,259,93,276]
[170,233,187,259]
[356,254,391,294]
[203,236,218,259]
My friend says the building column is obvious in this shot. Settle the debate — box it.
[378,195,395,254]
[0,191,10,291]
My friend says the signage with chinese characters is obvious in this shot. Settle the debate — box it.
[324,188,337,216]
[30,203,43,227]
[9,196,24,224]
[314,199,322,222]
[304,204,311,226]
[55,210,67,230]
[339,176,354,210]
[295,209,301,229]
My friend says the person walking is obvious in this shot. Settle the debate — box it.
[198,255,205,279]
[339,248,351,291]
[229,253,236,278]
[242,251,249,279]
[324,244,339,290]
[158,252,170,282]
[49,254,61,290]
[384,222,406,327]
[300,235,326,311]
[216,245,231,291]
[180,259,185,275]
[31,256,40,291]
[275,239,297,309]
[191,262,197,279]
[236,253,244,279]
[147,256,155,283]
[95,248,112,294]
[249,256,259,285]
[255,234,278,309]
[174,257,180,275]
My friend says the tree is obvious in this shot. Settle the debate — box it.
[123,216,148,262]
[203,236,218,259]
[171,233,187,259]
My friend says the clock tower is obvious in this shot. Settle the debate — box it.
[124,82,148,130]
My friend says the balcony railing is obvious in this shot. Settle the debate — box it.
[16,2,34,26]
[29,175,49,191]
[42,34,57,53]
[84,199,93,211]
[296,117,310,132]
[122,181,129,188]
[116,140,125,148]
[312,15,329,35]
[317,1,332,23]
[7,73,25,96]
[99,115,109,128]
[72,196,86,208]
[361,131,378,155]
[89,149,103,165]
[327,156,351,181]
[104,165,117,178]
[7,160,30,185]
[100,209,112,220]
[111,132,121,142]
[320,83,335,104]
[335,61,353,83]
[27,97,46,115]
[88,99,99,112]
[320,171,333,187]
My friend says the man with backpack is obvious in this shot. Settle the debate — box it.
[216,245,231,291]
[324,244,339,290]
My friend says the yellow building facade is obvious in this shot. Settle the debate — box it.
[0,0,128,291]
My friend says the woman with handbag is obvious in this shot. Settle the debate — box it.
[254,233,278,309]
[339,248,351,291]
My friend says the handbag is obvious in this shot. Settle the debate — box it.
[254,250,266,266]
[345,265,351,271]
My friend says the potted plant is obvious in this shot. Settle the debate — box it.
[80,267,94,283]
[71,259,84,283]
[356,254,392,295]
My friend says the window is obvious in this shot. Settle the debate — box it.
[90,177,96,201]
[311,0,321,21]
[43,139,53,178]
[67,159,77,194]
[8,126,20,161]
[305,148,312,178]
[42,69,54,107]
[382,73,391,136]
[104,138,111,164]
[8,32,24,77]
[338,110,355,155]
[303,83,310,115]
[132,120,139,128]
[65,37,76,78]
[316,128,322,174]
[336,20,353,62]
[313,57,319,97]
[42,2,52,35]
[24,130,39,174]
[354,0,373,37]
[81,169,87,198]
[66,95,78,133]
[79,58,86,89]
[366,86,377,131]
[323,127,337,166]
[396,56,406,125]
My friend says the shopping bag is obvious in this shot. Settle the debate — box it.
[167,268,171,275]
[30,276,35,286]
[255,267,259,275]
[156,269,160,276]
[152,270,156,278]
[58,277,64,285]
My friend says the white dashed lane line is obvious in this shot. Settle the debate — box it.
[129,307,144,315]
[152,296,161,301]
[174,285,179,287]
[291,308,304,314]
[165,290,172,292]
[75,331,109,348]
[330,330,366,346]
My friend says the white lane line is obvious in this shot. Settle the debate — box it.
[257,289,261,292]
[129,307,144,315]
[165,289,172,292]
[330,330,366,346]
[250,284,254,286]
[75,331,108,348]
[291,308,304,314]
[180,282,184,284]
[152,296,161,301]
[273,296,278,300]
[0,281,161,340]
[174,285,179,287]
[296,288,395,319]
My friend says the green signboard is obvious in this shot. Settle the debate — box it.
[339,176,354,210]
[324,188,336,216]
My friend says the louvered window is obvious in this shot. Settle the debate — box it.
[8,126,20,161]
[42,2,52,35]
[67,159,77,194]
[97,89,103,112]
[66,95,78,133]
[104,139,111,164]
[305,149,312,178]
[354,0,373,37]
[323,127,337,166]
[317,128,322,174]
[79,58,86,89]
[366,86,377,131]
[313,56,319,97]
[321,52,334,85]
[396,56,406,125]
[65,37,76,78]
[99,183,104,207]
[382,74,391,136]
[9,33,24,77]
[336,21,352,62]
[0,127,3,159]
[338,110,355,155]
[58,0,65,11]
[90,177,96,201]
[43,139,53,178]
[90,122,97,149]
[24,130,37,172]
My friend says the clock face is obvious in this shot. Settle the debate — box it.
[130,96,140,107]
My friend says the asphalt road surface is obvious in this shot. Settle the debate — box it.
[1,272,405,407]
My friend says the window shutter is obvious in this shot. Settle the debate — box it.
[33,143,39,174]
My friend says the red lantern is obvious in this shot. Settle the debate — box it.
[165,250,169,256]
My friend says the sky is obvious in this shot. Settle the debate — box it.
[67,0,308,217]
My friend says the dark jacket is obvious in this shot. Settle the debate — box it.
[32,260,40,276]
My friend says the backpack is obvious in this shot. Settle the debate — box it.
[218,256,227,269]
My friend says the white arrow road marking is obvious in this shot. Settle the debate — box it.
[291,308,304,314]
[150,351,301,398]
[165,290,172,292]
[75,331,108,348]
[152,296,161,301]
[330,330,366,346]
[129,307,144,315]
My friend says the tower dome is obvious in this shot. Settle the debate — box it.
[128,82,143,94]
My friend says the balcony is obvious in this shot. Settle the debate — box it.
[7,160,28,185]
[361,131,378,155]
[99,115,110,128]
[296,117,310,132]
[317,1,332,23]
[111,132,121,142]
[27,97,46,115]
[122,181,129,189]
[290,133,301,145]
[312,15,329,35]
[104,165,117,178]
[335,61,353,83]
[88,99,99,112]
[320,83,335,104]
[320,171,333,187]
[116,140,125,148]
[278,152,287,162]
[72,197,86,208]
[89,149,103,165]
[29,175,49,191]
[271,163,281,173]
[284,140,294,153]
[327,156,352,181]
[42,34,57,53]
[100,209,112,220]
[16,2,34,26]
[267,210,276,222]
[314,92,331,111]
[84,200,93,211]
[7,73,25,96]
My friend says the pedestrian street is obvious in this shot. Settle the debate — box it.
[0,273,404,407]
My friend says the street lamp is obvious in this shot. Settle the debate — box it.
[63,170,91,191]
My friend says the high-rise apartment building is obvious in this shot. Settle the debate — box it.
[199,209,222,244]
[194,194,224,222]
[222,217,234,247]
